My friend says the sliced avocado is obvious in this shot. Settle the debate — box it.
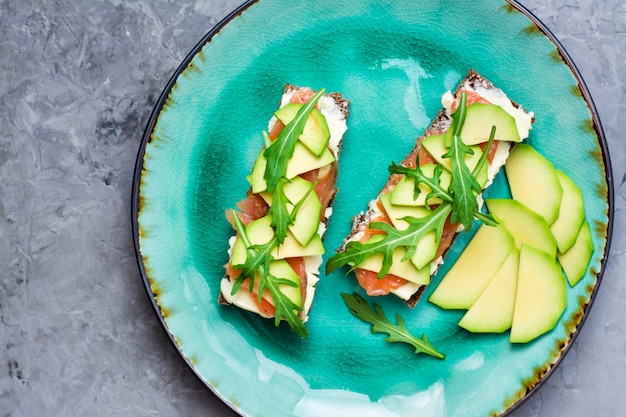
[273,232,324,259]
[510,244,566,343]
[458,249,519,333]
[444,102,521,146]
[230,215,324,265]
[421,135,488,187]
[274,103,331,156]
[354,234,430,286]
[428,222,516,310]
[260,176,322,246]
[380,192,431,227]
[550,170,585,253]
[505,144,563,226]
[485,199,558,258]
[247,142,336,193]
[389,163,452,207]
[287,142,335,178]
[379,193,438,270]
[420,134,447,162]
[247,150,269,194]
[558,220,593,287]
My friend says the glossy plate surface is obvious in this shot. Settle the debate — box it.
[132,1,613,416]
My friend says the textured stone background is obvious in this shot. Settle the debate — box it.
[1,1,624,416]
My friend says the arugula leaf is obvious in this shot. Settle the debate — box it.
[267,178,319,245]
[263,88,325,193]
[267,177,293,244]
[388,161,454,204]
[230,211,307,337]
[341,292,445,359]
[327,203,452,278]
[441,93,484,231]
[231,213,275,292]
[230,212,276,293]
[444,136,482,231]
[258,269,306,338]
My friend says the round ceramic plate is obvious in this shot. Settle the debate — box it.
[132,1,613,416]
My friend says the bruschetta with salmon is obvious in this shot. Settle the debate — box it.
[221,85,350,336]
[327,70,533,307]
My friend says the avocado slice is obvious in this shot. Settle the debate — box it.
[421,135,488,187]
[485,198,558,258]
[444,102,521,147]
[389,163,452,207]
[510,244,566,343]
[558,220,593,287]
[458,249,519,333]
[428,222,516,310]
[550,170,585,253]
[260,176,322,246]
[379,193,438,270]
[274,103,331,156]
[505,144,563,226]
[247,141,336,194]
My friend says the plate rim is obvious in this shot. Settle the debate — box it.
[130,1,615,416]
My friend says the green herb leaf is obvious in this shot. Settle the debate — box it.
[341,292,445,359]
[267,178,293,244]
[444,135,482,231]
[230,211,307,337]
[442,93,484,232]
[263,88,325,192]
[327,203,452,278]
[258,270,306,338]
[231,212,275,290]
[388,161,454,204]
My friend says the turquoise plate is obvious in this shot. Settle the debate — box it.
[132,1,613,416]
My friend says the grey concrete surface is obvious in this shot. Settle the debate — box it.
[1,1,624,416]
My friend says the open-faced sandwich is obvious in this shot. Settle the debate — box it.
[221,85,350,337]
[327,70,534,307]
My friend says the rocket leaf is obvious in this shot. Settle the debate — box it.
[231,212,307,337]
[442,92,483,231]
[388,161,454,205]
[267,177,293,244]
[327,203,452,278]
[263,88,325,193]
[342,292,445,359]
